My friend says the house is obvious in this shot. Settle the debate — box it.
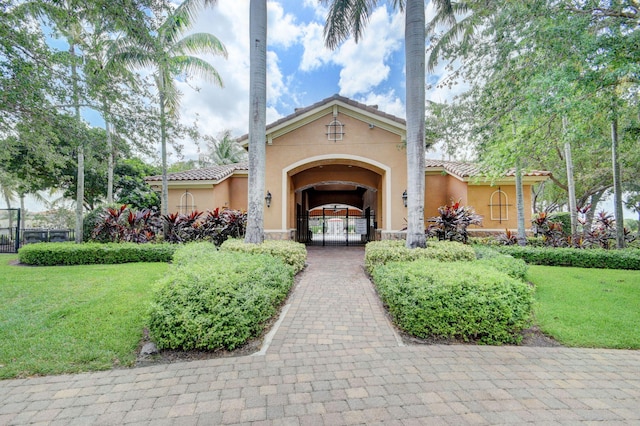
[146,95,550,245]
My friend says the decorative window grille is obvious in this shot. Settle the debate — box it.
[179,190,196,214]
[326,119,344,141]
[489,188,511,222]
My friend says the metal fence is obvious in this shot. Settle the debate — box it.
[296,208,375,246]
[1,209,74,253]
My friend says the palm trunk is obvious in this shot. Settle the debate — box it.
[563,116,578,242]
[105,108,114,204]
[71,43,84,243]
[611,115,625,248]
[515,160,526,246]
[159,89,169,217]
[245,0,267,244]
[405,0,426,249]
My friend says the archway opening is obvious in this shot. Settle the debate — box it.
[290,162,381,246]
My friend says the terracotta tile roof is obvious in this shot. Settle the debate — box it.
[237,94,406,142]
[424,159,551,178]
[145,162,248,182]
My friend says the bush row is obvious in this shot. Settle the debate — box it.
[148,243,295,351]
[371,259,533,345]
[494,245,640,270]
[18,242,176,266]
[364,240,476,273]
[473,246,528,281]
[220,239,307,273]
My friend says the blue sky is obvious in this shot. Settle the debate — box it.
[173,0,457,161]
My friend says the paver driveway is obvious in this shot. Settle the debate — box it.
[1,246,639,425]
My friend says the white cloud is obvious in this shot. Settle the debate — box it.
[268,1,302,48]
[299,22,334,71]
[332,6,404,97]
[355,91,405,119]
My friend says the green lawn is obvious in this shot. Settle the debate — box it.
[0,254,168,379]
[528,265,640,349]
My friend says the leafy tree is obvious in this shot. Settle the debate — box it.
[114,158,161,210]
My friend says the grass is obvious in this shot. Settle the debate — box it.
[0,254,168,379]
[528,265,640,349]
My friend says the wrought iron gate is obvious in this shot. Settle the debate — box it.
[296,208,375,246]
[0,208,21,253]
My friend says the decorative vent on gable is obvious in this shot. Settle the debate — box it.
[326,118,344,141]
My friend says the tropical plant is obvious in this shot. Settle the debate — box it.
[426,201,482,243]
[114,0,227,216]
[204,131,248,165]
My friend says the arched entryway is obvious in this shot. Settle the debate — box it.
[285,157,387,246]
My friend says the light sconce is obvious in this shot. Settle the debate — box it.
[402,190,408,207]
[265,191,272,208]
[368,123,374,129]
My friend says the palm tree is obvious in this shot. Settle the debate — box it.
[245,0,267,244]
[116,0,227,216]
[205,131,248,165]
[322,0,454,248]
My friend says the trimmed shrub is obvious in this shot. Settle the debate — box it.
[495,245,640,270]
[220,239,307,273]
[474,246,528,281]
[371,259,533,344]
[364,240,476,273]
[148,245,294,351]
[18,242,176,266]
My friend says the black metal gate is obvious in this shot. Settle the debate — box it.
[0,208,21,253]
[296,208,375,246]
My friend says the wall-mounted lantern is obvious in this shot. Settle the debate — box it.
[402,190,408,207]
[265,191,272,208]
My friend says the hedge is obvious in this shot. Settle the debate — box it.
[220,239,307,273]
[494,245,640,270]
[473,246,528,280]
[148,244,295,351]
[18,242,176,266]
[371,259,533,344]
[364,240,476,273]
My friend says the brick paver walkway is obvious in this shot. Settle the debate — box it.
[1,247,639,425]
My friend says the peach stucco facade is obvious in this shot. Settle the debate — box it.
[148,95,549,241]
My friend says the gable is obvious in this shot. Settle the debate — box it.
[238,94,406,147]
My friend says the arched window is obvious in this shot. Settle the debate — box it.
[489,189,509,222]
[326,118,344,141]
[179,190,196,214]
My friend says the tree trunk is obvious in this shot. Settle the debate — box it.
[245,0,267,244]
[585,191,603,232]
[3,193,12,231]
[106,116,114,204]
[515,160,526,246]
[611,116,625,248]
[404,0,426,249]
[159,89,169,217]
[563,116,578,243]
[71,43,84,244]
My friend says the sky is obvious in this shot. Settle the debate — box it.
[154,0,462,162]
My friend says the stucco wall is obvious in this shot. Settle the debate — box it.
[264,111,407,231]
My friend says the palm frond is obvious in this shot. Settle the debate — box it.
[159,0,217,45]
[322,0,380,49]
[171,32,228,59]
[427,12,478,72]
[172,56,224,87]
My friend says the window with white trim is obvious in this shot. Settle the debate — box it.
[179,190,196,214]
[489,189,509,222]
